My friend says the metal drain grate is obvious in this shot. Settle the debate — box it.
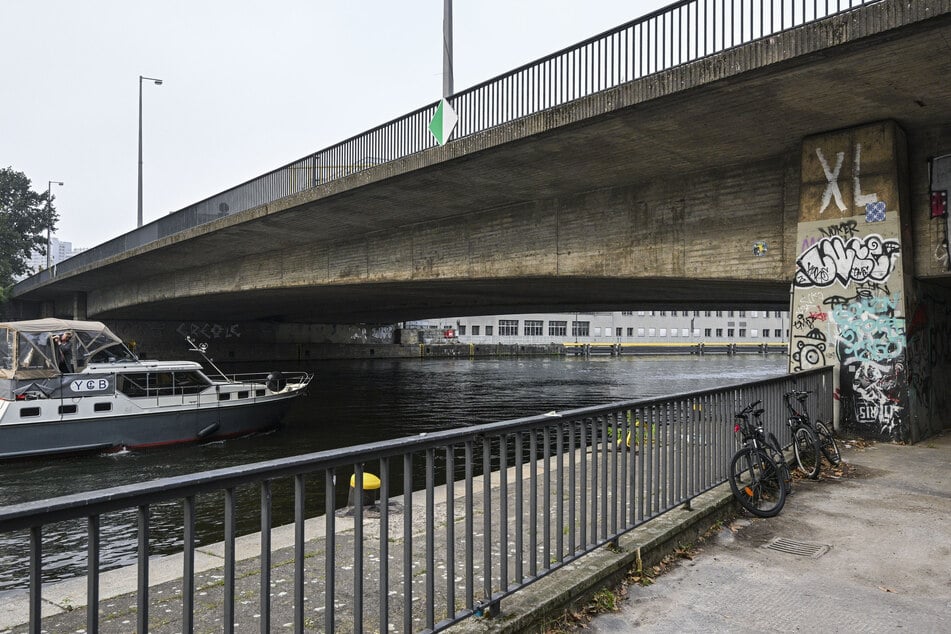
[763,537,830,558]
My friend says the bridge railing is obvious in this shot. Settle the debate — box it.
[16,0,877,293]
[0,368,832,632]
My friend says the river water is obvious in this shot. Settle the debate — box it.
[0,354,787,593]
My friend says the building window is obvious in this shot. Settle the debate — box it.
[637,328,645,337]
[704,328,711,337]
[739,311,746,317]
[648,328,656,337]
[716,311,723,317]
[616,327,622,337]
[739,328,747,337]
[622,311,633,315]
[594,327,602,337]
[637,311,645,316]
[750,329,758,337]
[472,325,480,335]
[498,320,518,336]
[705,310,712,317]
[682,311,689,317]
[627,327,634,337]
[728,328,735,337]
[693,328,701,337]
[763,330,770,338]
[485,326,493,336]
[751,311,758,318]
[659,328,667,337]
[458,325,466,336]
[728,311,735,317]
[524,320,543,336]
[572,321,590,337]
[774,329,783,337]
[549,321,567,336]
[716,328,723,337]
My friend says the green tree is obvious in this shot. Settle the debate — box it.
[0,167,58,300]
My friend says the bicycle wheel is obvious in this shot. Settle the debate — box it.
[728,447,786,517]
[765,432,792,494]
[793,426,821,479]
[814,420,841,466]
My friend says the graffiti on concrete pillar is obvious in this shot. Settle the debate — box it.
[839,360,905,437]
[790,328,828,372]
[176,322,242,339]
[831,294,905,365]
[794,234,900,289]
[816,148,847,215]
[815,143,879,216]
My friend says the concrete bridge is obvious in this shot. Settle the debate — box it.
[10,0,951,442]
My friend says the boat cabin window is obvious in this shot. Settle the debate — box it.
[116,371,211,397]
[59,404,78,414]
[94,402,112,412]
[20,407,41,418]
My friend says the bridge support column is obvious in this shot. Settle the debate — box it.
[70,292,87,320]
[789,121,916,441]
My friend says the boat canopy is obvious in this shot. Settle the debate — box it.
[0,318,130,380]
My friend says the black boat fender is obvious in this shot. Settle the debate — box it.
[198,422,220,438]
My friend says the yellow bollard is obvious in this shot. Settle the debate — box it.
[348,472,382,510]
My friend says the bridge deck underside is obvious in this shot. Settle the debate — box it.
[18,3,951,322]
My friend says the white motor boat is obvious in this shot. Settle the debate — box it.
[0,318,312,460]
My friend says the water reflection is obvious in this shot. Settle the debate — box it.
[0,354,787,592]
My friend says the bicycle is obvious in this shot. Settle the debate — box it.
[751,406,793,495]
[728,401,787,517]
[783,391,822,479]
[785,389,841,467]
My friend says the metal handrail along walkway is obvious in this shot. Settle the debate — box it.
[0,368,832,632]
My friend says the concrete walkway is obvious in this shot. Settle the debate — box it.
[587,433,951,633]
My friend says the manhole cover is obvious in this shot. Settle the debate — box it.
[763,537,830,558]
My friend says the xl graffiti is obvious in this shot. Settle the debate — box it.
[795,234,900,288]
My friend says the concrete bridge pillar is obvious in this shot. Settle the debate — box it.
[789,120,918,441]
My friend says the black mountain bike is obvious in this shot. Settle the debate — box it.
[786,389,841,467]
[751,406,792,495]
[783,390,822,478]
[728,401,786,517]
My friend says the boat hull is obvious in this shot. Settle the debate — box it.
[0,396,297,460]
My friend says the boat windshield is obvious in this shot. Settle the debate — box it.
[86,342,139,365]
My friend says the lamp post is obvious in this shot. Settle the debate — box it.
[138,75,163,228]
[46,180,64,270]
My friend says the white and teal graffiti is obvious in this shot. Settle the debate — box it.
[795,234,900,289]
[831,294,905,365]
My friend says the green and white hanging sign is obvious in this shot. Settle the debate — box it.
[428,98,458,146]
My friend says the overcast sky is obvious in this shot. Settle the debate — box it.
[3,1,669,248]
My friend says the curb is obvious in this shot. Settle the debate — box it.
[446,484,737,633]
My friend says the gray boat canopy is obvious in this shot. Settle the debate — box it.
[0,318,132,380]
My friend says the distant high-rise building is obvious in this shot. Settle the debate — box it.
[17,238,82,280]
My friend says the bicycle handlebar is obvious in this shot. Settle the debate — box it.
[734,400,762,419]
[784,390,812,399]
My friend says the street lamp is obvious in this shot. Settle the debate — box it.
[138,75,163,228]
[46,180,64,270]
